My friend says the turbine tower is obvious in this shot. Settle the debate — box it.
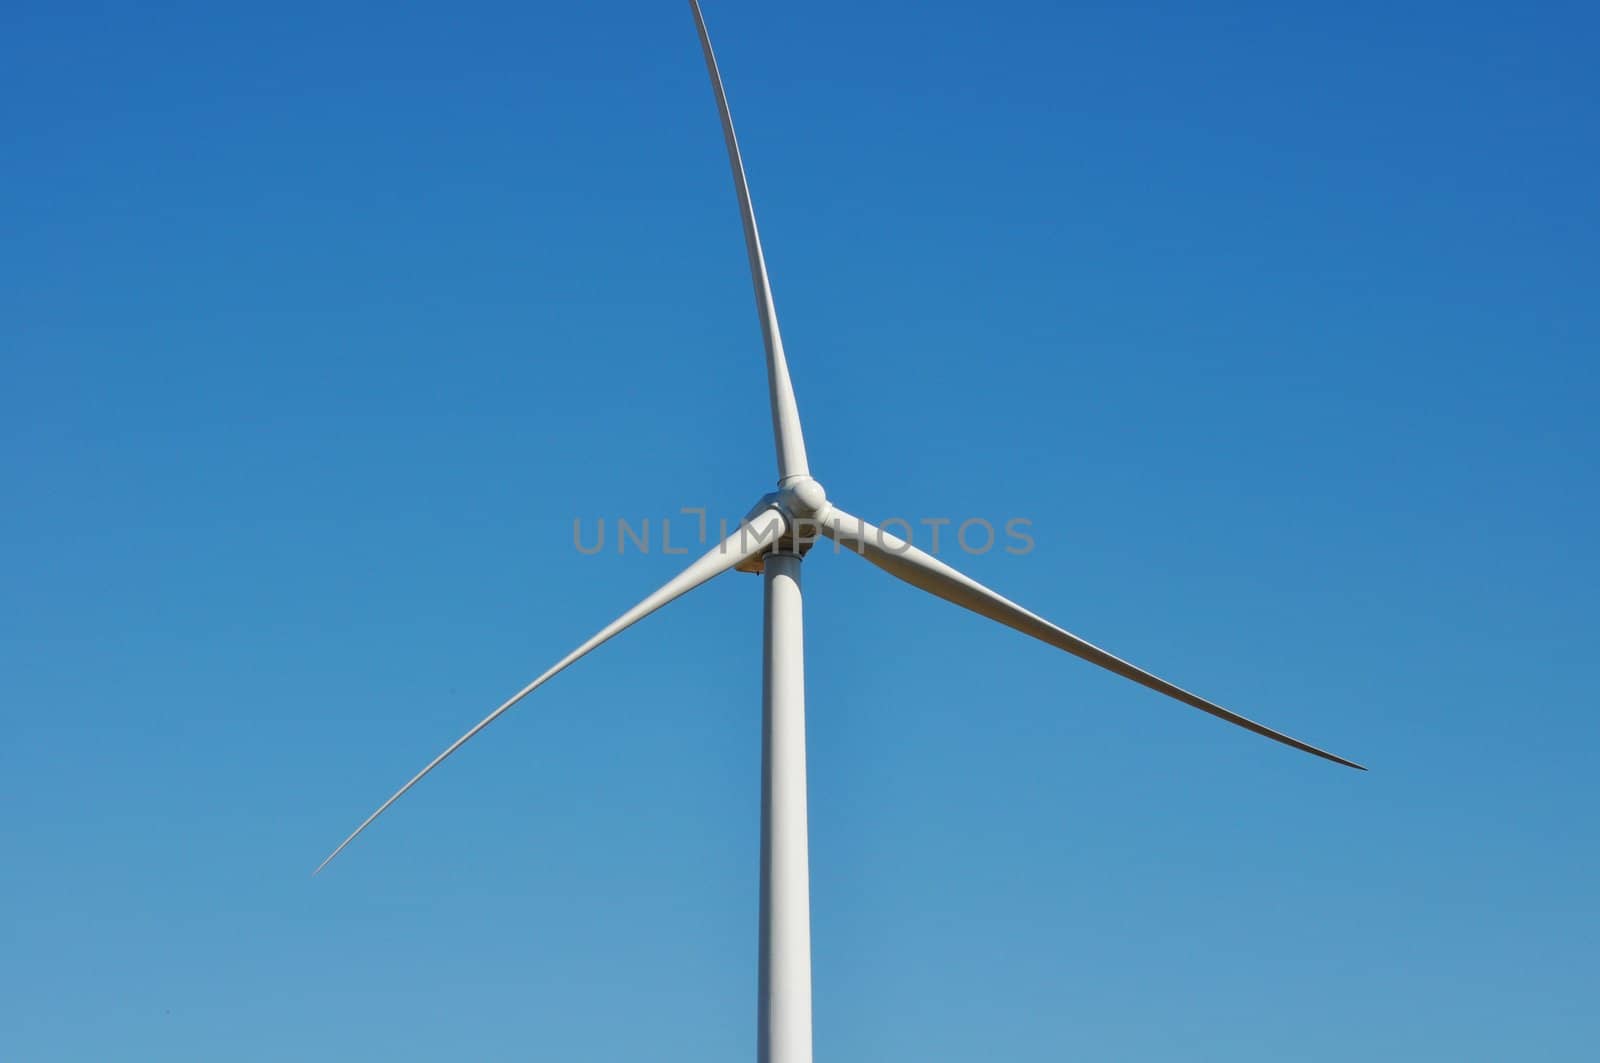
[317,5,1363,1061]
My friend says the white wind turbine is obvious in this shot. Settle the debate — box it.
[317,4,1364,1061]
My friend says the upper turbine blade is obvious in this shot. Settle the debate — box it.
[820,506,1364,770]
[314,505,790,874]
[689,0,810,483]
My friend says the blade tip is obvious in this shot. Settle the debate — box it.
[1327,751,1367,772]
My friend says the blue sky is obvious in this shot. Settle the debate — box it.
[4,1,1596,1058]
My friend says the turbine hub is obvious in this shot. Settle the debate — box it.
[780,476,828,519]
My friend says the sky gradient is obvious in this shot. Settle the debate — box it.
[4,1,1597,1059]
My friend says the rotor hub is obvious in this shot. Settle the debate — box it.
[779,476,828,520]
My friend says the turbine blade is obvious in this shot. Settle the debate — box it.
[689,0,810,483]
[315,505,790,874]
[820,506,1364,770]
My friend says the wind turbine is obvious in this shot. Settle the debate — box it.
[317,3,1364,1061]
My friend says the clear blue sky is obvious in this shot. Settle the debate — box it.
[4,1,1596,1059]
